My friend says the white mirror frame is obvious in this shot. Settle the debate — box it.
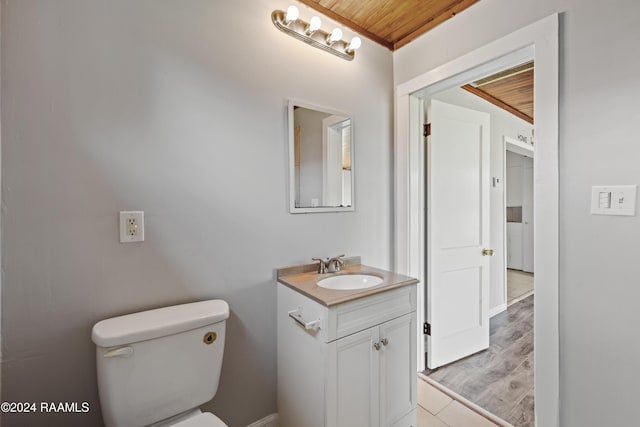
[287,99,355,213]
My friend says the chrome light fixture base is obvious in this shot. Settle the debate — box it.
[271,10,356,61]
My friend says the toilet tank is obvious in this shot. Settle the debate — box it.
[92,300,229,427]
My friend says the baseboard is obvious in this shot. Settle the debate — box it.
[489,303,507,318]
[508,290,534,307]
[245,413,279,427]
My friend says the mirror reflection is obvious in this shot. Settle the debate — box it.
[289,102,354,213]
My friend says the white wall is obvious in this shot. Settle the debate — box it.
[395,1,640,426]
[432,88,532,315]
[0,1,393,426]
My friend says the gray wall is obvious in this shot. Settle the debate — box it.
[395,1,640,426]
[0,1,393,426]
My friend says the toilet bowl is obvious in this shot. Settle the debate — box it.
[92,300,230,427]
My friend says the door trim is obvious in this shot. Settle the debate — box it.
[394,13,559,427]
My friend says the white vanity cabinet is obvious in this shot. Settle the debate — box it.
[277,282,417,427]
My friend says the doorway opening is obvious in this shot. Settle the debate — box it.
[421,68,536,425]
[505,137,535,308]
[394,14,558,427]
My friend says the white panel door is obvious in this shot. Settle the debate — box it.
[427,99,491,369]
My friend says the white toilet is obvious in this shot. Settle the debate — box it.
[91,299,230,427]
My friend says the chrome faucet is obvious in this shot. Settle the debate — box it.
[312,255,345,274]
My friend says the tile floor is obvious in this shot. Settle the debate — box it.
[417,377,499,427]
[506,269,533,306]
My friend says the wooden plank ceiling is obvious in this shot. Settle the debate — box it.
[291,1,533,122]
[296,0,481,50]
[462,61,534,124]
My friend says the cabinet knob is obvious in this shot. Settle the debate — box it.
[381,338,389,346]
[373,342,381,351]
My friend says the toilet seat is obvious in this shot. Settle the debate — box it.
[170,412,227,427]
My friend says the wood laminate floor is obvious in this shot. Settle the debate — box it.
[424,295,534,427]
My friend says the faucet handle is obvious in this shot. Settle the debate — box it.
[333,254,345,267]
[326,255,346,273]
[312,257,327,274]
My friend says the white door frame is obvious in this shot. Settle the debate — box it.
[394,14,559,427]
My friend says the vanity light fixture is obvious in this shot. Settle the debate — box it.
[271,5,362,61]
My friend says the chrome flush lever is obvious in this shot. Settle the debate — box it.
[103,346,134,358]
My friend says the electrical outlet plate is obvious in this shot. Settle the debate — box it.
[119,211,144,242]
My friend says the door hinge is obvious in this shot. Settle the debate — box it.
[423,322,431,336]
[423,123,431,137]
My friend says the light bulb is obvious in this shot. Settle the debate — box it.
[285,5,299,23]
[305,16,321,35]
[309,16,321,32]
[347,36,362,52]
[328,28,343,44]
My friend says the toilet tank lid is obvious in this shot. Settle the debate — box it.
[92,299,229,348]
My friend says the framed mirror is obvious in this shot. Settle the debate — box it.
[288,100,354,213]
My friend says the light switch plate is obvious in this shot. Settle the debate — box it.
[590,185,636,216]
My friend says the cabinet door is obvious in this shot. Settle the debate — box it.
[379,313,417,426]
[327,326,379,427]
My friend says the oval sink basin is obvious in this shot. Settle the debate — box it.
[317,274,384,290]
